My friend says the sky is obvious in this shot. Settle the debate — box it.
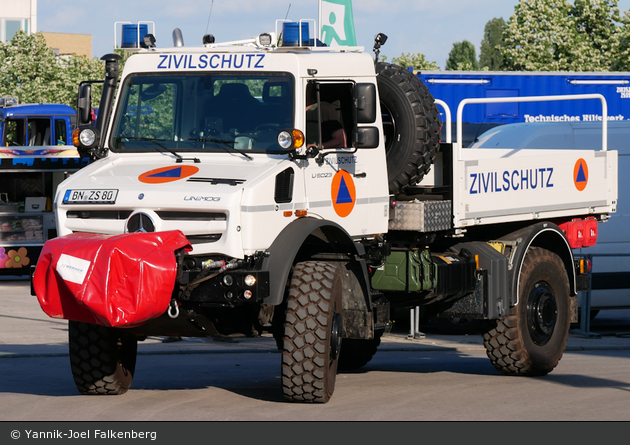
[36,0,630,70]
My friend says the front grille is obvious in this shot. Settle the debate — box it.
[66,210,133,220]
[66,210,226,221]
[156,211,226,221]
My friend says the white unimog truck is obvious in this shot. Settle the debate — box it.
[32,20,618,403]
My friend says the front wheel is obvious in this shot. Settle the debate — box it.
[482,247,570,376]
[281,261,343,403]
[68,321,138,395]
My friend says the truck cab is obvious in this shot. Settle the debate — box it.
[1,100,75,147]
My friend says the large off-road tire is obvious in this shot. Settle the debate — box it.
[282,261,343,403]
[376,62,441,195]
[68,320,138,395]
[338,330,383,371]
[482,247,570,376]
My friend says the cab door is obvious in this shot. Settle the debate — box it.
[302,80,377,235]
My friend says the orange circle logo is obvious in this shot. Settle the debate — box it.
[331,170,356,217]
[573,159,588,191]
[139,166,199,184]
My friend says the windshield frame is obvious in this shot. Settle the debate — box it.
[108,71,295,155]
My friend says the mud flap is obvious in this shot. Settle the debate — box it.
[33,231,191,327]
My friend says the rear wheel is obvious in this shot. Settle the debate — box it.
[483,248,570,376]
[281,261,343,403]
[68,321,138,395]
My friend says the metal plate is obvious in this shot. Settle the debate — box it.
[62,189,119,204]
[389,200,452,232]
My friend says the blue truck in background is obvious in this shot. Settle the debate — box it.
[0,98,87,276]
[416,70,630,147]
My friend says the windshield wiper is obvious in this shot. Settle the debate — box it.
[116,137,200,163]
[189,137,253,161]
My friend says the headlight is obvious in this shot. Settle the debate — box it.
[277,129,304,151]
[244,274,256,286]
[277,130,293,150]
[258,33,272,47]
[77,127,99,148]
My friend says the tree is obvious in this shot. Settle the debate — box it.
[501,0,626,71]
[446,40,479,71]
[0,31,104,108]
[479,18,507,70]
[615,10,630,70]
[382,52,440,71]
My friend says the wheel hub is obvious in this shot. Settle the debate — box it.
[526,281,558,345]
[380,101,396,154]
[330,312,342,361]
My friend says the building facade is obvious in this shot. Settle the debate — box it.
[0,0,37,43]
[1,0,91,58]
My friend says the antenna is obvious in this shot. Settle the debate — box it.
[206,0,215,34]
[284,3,291,20]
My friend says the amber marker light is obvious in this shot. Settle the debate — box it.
[292,129,304,148]
[72,128,81,147]
[295,210,308,217]
[283,211,293,217]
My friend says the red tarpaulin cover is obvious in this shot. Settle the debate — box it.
[33,231,192,327]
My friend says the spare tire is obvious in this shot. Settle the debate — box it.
[376,62,441,195]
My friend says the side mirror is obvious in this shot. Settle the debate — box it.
[355,83,377,124]
[77,84,92,126]
[355,126,379,149]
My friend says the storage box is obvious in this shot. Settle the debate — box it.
[25,197,48,213]
[389,200,452,232]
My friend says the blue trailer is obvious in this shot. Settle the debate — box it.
[415,70,630,146]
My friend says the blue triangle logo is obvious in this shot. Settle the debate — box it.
[336,176,353,204]
[149,167,182,178]
[576,164,587,183]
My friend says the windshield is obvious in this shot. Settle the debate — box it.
[110,72,294,153]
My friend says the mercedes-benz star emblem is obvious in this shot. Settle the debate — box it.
[127,213,155,233]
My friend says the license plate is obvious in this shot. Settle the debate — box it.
[63,189,118,204]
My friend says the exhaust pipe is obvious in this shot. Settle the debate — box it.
[173,28,184,47]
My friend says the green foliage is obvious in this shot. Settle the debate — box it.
[382,52,440,71]
[0,31,104,108]
[502,0,629,71]
[446,40,479,71]
[479,18,507,70]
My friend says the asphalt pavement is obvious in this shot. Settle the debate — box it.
[2,279,630,359]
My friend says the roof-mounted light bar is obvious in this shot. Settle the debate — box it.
[0,97,19,108]
[203,32,277,49]
[114,21,156,51]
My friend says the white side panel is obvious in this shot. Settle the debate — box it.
[453,148,617,227]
